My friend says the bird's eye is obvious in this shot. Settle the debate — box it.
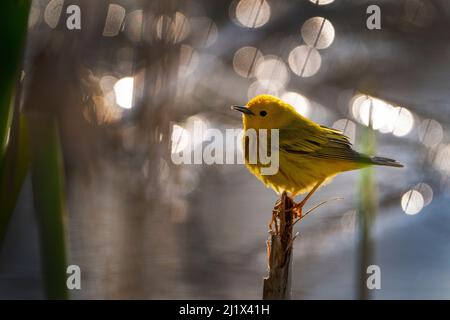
[260,111,267,117]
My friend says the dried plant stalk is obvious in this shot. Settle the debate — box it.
[263,191,294,300]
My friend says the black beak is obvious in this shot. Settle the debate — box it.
[231,105,254,115]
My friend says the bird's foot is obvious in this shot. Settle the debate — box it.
[292,201,305,219]
[269,206,280,233]
[269,198,284,233]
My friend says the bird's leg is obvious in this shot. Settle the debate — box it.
[293,180,324,218]
[269,202,279,232]
[269,195,284,232]
[269,208,278,233]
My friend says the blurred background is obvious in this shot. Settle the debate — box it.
[1,0,450,299]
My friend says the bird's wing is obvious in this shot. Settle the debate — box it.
[280,123,363,162]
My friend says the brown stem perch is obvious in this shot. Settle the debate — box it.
[263,191,294,300]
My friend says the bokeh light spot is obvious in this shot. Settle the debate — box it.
[171,124,190,154]
[309,0,335,5]
[44,0,63,29]
[401,189,424,215]
[391,107,414,137]
[301,17,335,49]
[28,2,42,29]
[414,182,433,207]
[124,10,143,42]
[356,97,392,130]
[103,4,126,37]
[114,77,134,109]
[156,12,190,43]
[235,0,271,28]
[351,95,414,136]
[288,45,322,77]
[419,119,443,147]
[434,144,450,174]
[281,91,310,117]
[233,46,263,78]
[255,56,289,90]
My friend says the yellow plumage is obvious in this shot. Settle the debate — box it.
[233,94,403,197]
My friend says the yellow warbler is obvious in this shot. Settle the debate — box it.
[232,94,402,213]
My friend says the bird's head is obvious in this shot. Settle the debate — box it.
[232,94,301,130]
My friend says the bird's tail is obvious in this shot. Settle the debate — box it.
[369,156,403,168]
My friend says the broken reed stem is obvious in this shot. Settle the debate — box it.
[263,191,294,300]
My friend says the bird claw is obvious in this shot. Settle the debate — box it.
[293,204,303,219]
[269,208,277,233]
[269,201,284,233]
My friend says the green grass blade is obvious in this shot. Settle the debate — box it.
[28,115,69,300]
[0,1,31,245]
[0,0,31,159]
[0,114,30,244]
[356,123,377,300]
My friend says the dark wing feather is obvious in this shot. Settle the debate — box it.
[280,124,364,162]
